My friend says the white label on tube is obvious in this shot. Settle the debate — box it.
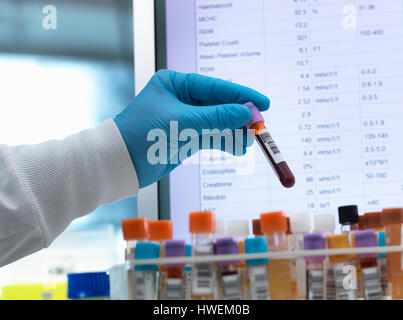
[378,258,388,297]
[135,271,156,300]
[249,266,270,300]
[308,270,324,300]
[325,260,336,300]
[192,245,214,295]
[183,271,192,300]
[222,273,242,300]
[362,267,382,300]
[165,278,185,300]
[334,262,355,300]
[258,129,285,164]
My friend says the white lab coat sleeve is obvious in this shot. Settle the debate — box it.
[0,119,139,267]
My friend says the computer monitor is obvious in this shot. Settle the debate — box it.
[156,0,403,241]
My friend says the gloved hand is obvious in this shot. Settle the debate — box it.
[114,70,270,188]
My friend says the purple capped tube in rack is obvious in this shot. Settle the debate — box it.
[164,240,186,269]
[215,237,240,266]
[303,233,326,262]
[354,230,378,259]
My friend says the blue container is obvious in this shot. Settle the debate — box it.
[67,272,110,299]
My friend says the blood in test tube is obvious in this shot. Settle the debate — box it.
[245,102,295,188]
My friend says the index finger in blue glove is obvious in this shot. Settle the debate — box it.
[157,70,270,112]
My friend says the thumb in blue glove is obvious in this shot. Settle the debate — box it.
[114,70,270,188]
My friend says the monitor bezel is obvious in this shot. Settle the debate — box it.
[154,0,171,221]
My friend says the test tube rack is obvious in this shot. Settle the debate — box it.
[132,245,403,266]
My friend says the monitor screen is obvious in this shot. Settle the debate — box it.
[163,0,403,241]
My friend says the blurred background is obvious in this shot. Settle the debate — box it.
[0,0,137,299]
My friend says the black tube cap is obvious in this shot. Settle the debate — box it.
[338,205,359,225]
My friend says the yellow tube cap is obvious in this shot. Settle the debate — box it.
[327,234,355,263]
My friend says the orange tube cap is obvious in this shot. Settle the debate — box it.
[148,220,174,241]
[260,212,287,233]
[121,218,149,241]
[358,215,367,230]
[381,208,403,225]
[364,212,382,229]
[189,211,215,233]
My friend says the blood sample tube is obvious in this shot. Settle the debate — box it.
[365,212,383,232]
[260,211,294,300]
[285,216,298,299]
[164,240,186,300]
[133,241,160,300]
[312,213,336,300]
[245,237,270,300]
[212,219,228,299]
[148,220,174,299]
[252,219,263,237]
[121,218,149,268]
[338,205,360,236]
[245,102,295,188]
[303,233,326,300]
[326,234,356,300]
[377,231,390,299]
[215,237,242,300]
[289,213,313,300]
[338,205,362,299]
[381,208,403,299]
[354,230,382,300]
[227,220,250,299]
[358,215,367,230]
[183,244,192,300]
[364,212,389,298]
[189,211,216,300]
[286,216,298,299]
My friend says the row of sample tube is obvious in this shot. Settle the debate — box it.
[110,206,403,300]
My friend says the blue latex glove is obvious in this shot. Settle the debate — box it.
[114,70,270,188]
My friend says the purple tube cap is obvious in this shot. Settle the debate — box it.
[354,230,378,259]
[303,233,326,262]
[245,102,265,130]
[164,240,186,269]
[215,237,240,266]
